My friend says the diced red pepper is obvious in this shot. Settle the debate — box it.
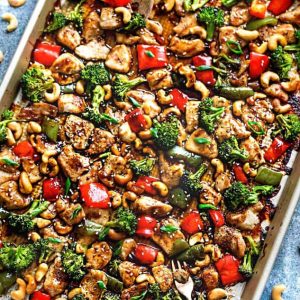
[267,0,293,15]
[249,0,267,19]
[33,42,61,67]
[134,244,158,264]
[31,291,51,300]
[264,137,292,163]
[215,254,244,285]
[249,52,269,79]
[208,210,225,227]
[80,182,111,208]
[43,177,62,201]
[0,241,3,248]
[125,109,147,133]
[13,141,35,158]
[170,89,189,112]
[193,55,216,86]
[136,216,157,238]
[137,45,168,71]
[154,34,165,46]
[181,211,204,235]
[136,176,158,195]
[233,164,248,184]
[103,0,131,7]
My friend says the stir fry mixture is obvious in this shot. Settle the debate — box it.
[0,0,300,299]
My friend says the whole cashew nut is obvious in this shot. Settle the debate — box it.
[103,84,112,100]
[54,219,73,235]
[24,274,37,295]
[19,171,33,194]
[164,0,175,11]
[115,7,132,24]
[35,263,49,282]
[194,81,210,99]
[161,107,181,119]
[249,42,268,54]
[189,26,207,39]
[115,169,133,186]
[8,0,27,7]
[122,191,137,208]
[272,284,286,300]
[281,76,300,92]
[2,13,18,32]
[44,83,61,103]
[207,288,228,300]
[68,288,83,299]
[152,181,168,196]
[42,149,58,164]
[195,254,211,268]
[157,89,172,105]
[175,63,196,88]
[108,228,127,240]
[7,122,22,141]
[146,19,163,35]
[211,159,224,179]
[10,278,26,300]
[260,71,280,88]
[150,251,165,267]
[236,29,259,41]
[265,84,289,102]
[27,121,42,134]
[136,274,156,284]
[232,100,245,117]
[268,34,287,51]
[272,99,291,113]
[6,128,16,146]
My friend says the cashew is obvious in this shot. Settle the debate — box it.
[119,122,137,143]
[136,274,155,284]
[146,19,163,35]
[75,80,85,95]
[134,137,143,150]
[265,84,288,102]
[8,0,27,7]
[260,71,280,88]
[272,99,291,114]
[54,219,73,235]
[249,42,268,54]
[0,50,3,63]
[7,122,22,140]
[211,159,224,179]
[194,81,210,99]
[6,129,16,146]
[152,181,168,196]
[189,232,203,246]
[175,63,196,88]
[138,129,152,140]
[157,89,172,105]
[103,84,112,100]
[143,146,156,157]
[272,284,286,300]
[144,115,152,129]
[27,121,41,134]
[164,0,175,11]
[44,83,61,103]
[150,251,165,267]
[243,162,257,177]
[122,191,137,208]
[109,190,122,208]
[108,228,127,240]
[68,288,83,299]
[40,157,60,177]
[207,288,228,300]
[115,169,133,185]
[11,279,26,300]
[35,217,51,228]
[161,107,181,119]
[189,26,207,39]
[35,263,48,282]
[30,232,41,242]
[24,274,36,295]
[232,100,245,117]
[236,29,259,41]
[268,34,287,51]
[204,244,222,261]
[2,13,18,32]
[115,7,131,24]
[281,76,300,92]
[42,149,58,164]
[19,171,33,194]
[195,255,211,268]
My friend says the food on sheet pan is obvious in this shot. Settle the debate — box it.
[0,0,299,298]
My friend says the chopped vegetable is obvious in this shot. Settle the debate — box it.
[177,244,205,262]
[255,166,283,186]
[248,121,265,135]
[226,40,243,55]
[136,176,158,195]
[31,291,51,300]
[33,43,61,67]
[125,108,147,132]
[267,0,293,15]
[44,12,67,32]
[249,52,269,78]
[167,146,202,167]
[136,216,157,238]
[80,182,111,208]
[134,244,158,264]
[129,157,155,175]
[43,177,62,201]
[42,117,59,142]
[169,239,190,257]
[193,55,216,85]
[13,141,35,158]
[65,0,86,27]
[170,89,189,112]
[275,114,300,141]
[284,30,300,52]
[218,86,254,100]
[264,137,292,163]
[245,17,278,30]
[160,225,178,233]
[137,45,167,71]
[270,46,293,80]
[119,13,146,33]
[233,164,248,184]
[102,0,131,7]
[184,0,209,11]
[221,0,238,8]
[169,188,190,209]
[180,211,204,234]
[249,0,267,18]
[208,210,225,227]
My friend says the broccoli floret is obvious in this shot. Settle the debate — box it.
[221,0,238,7]
[180,164,208,195]
[129,158,155,176]
[107,258,121,278]
[119,13,146,33]
[183,0,209,11]
[44,12,67,32]
[147,283,162,299]
[102,291,120,300]
[151,117,179,150]
[275,114,300,141]
[0,110,14,143]
[1,109,14,121]
[197,7,224,41]
[270,46,293,80]
[199,98,224,133]
[284,29,300,52]
[66,0,86,27]
[34,238,60,263]
[21,66,54,102]
[296,51,300,69]
[162,289,182,300]
[0,243,36,272]
[218,136,248,164]
[73,295,86,300]
[106,207,137,235]
[112,74,146,101]
[61,248,86,281]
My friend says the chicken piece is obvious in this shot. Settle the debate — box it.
[43,258,68,297]
[133,196,173,217]
[119,261,147,287]
[79,161,102,185]
[173,13,198,37]
[0,148,19,173]
[75,39,110,61]
[152,218,185,255]
[59,202,85,225]
[116,33,140,45]
[63,115,94,150]
[83,206,111,226]
[0,181,30,209]
[57,25,81,50]
[169,36,205,57]
[99,7,123,30]
[58,94,86,114]
[18,103,58,120]
[22,159,41,183]
[105,45,132,73]
[230,2,250,26]
[202,266,219,291]
[147,68,173,91]
[51,53,84,75]
[215,172,231,193]
[215,110,251,142]
[40,226,66,252]
[152,265,173,292]
[185,101,200,133]
[240,136,265,167]
[214,225,246,258]
[226,202,264,231]
[81,270,107,300]
[279,6,300,25]
[58,145,90,182]
[137,28,158,45]
[219,26,246,54]
[86,241,112,269]
[120,238,137,261]
[121,283,148,300]
[159,152,184,189]
[212,96,231,108]
[199,183,222,206]
[83,11,102,42]
[0,170,20,185]
[259,24,296,43]
[87,128,115,155]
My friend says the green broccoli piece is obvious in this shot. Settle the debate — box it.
[147,283,162,299]
[162,289,182,300]
[102,291,120,300]
[275,114,300,141]
[61,248,86,281]
[34,238,60,263]
[112,74,146,101]
[21,66,54,102]
[199,98,224,133]
[180,163,208,195]
[106,207,137,235]
[0,243,36,272]
[119,13,146,33]
[73,295,86,300]
[151,117,179,150]
[1,109,14,121]
[197,7,224,41]
[129,158,155,176]
[183,0,209,11]
[218,136,248,164]
[284,29,300,52]
[44,12,67,32]
[270,46,293,80]
[66,0,86,27]
[107,258,121,278]
[0,110,14,143]
[221,0,238,7]
[295,51,300,69]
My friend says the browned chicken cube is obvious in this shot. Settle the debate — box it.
[87,128,115,155]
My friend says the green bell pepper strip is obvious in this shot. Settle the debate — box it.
[246,17,278,30]
[106,274,124,293]
[199,203,218,210]
[42,117,59,142]
[167,146,202,167]
[169,188,190,209]
[255,166,283,186]
[177,244,205,262]
[169,239,190,257]
[218,86,254,100]
[0,271,17,295]
[77,220,105,236]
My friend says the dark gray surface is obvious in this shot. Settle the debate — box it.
[0,1,299,299]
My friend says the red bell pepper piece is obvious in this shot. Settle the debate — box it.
[31,291,51,300]
[43,177,62,201]
[267,0,293,15]
[264,137,292,163]
[33,42,61,67]
[249,52,269,79]
[136,215,157,238]
[134,244,158,264]
[0,241,3,248]
[193,55,216,86]
[233,164,248,184]
[80,182,111,208]
[170,89,189,112]
[208,210,225,227]
[103,0,131,7]
[181,211,204,235]
[125,108,147,133]
[136,176,158,195]
[249,0,267,19]
[13,141,35,158]
[137,45,167,71]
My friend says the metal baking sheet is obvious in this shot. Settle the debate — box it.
[0,1,299,299]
